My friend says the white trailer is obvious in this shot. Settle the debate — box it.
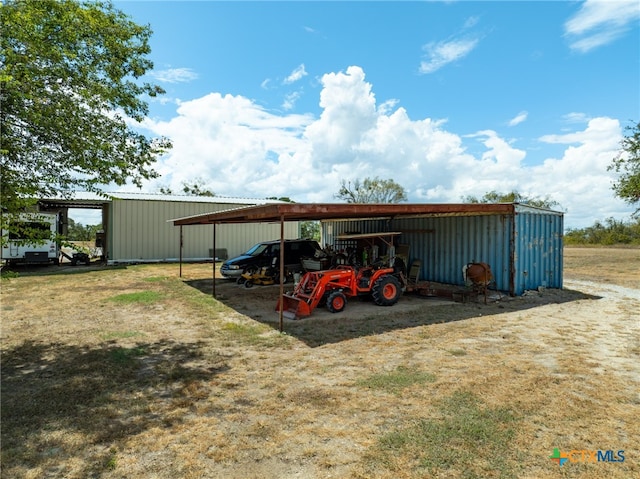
[1,212,60,265]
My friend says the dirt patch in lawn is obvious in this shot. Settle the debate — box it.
[1,247,638,479]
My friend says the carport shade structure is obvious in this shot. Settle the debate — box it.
[170,202,519,332]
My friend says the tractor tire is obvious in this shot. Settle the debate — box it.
[326,291,347,313]
[236,277,246,286]
[372,275,402,306]
[244,280,254,289]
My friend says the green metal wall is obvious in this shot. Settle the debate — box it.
[108,199,299,263]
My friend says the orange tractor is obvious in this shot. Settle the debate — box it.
[276,260,405,320]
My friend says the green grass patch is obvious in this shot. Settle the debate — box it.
[108,290,163,304]
[104,448,118,471]
[448,348,468,356]
[109,346,147,365]
[221,321,290,348]
[357,365,436,395]
[369,390,522,478]
[1,270,20,279]
[143,276,171,283]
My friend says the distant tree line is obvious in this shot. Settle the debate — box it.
[564,217,640,245]
[462,190,561,210]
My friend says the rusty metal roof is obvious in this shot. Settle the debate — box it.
[171,202,522,225]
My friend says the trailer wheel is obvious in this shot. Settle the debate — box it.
[372,275,401,306]
[326,291,347,313]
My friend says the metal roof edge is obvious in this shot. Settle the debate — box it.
[513,202,564,215]
[39,191,286,208]
[170,202,521,226]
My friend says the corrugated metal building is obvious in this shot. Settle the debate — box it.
[39,192,299,264]
[172,202,563,296]
[322,204,563,295]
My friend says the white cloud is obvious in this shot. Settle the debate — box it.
[150,68,198,83]
[531,117,628,224]
[565,0,640,52]
[139,66,633,229]
[282,91,301,111]
[463,16,480,29]
[284,64,308,84]
[563,112,591,124]
[419,37,479,74]
[508,111,528,127]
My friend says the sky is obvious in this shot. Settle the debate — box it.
[75,0,640,229]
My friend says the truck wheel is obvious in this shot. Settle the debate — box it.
[372,275,401,306]
[244,264,259,276]
[326,291,347,313]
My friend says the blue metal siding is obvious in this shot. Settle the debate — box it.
[322,209,563,296]
[513,211,563,294]
[322,215,513,292]
[392,215,512,292]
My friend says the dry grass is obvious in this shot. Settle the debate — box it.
[1,247,638,478]
[563,246,640,289]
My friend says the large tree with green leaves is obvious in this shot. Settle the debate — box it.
[335,177,407,203]
[609,121,640,214]
[1,0,171,222]
[463,190,561,210]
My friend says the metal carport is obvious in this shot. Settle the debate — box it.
[171,202,559,331]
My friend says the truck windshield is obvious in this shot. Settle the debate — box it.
[245,243,269,256]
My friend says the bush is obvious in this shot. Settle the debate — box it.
[565,217,640,245]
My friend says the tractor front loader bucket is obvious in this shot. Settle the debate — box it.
[276,294,312,320]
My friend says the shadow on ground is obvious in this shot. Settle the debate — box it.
[186,278,601,348]
[1,262,127,277]
[1,339,229,478]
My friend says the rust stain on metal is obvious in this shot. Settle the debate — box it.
[171,203,517,226]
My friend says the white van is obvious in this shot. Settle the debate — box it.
[1,212,60,265]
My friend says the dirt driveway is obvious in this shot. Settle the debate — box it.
[1,247,638,479]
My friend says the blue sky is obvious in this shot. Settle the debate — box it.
[80,0,640,229]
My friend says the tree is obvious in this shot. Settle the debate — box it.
[335,177,407,203]
[66,218,102,241]
[301,221,321,241]
[564,217,640,245]
[462,190,560,210]
[1,0,171,238]
[159,181,215,196]
[609,121,640,214]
